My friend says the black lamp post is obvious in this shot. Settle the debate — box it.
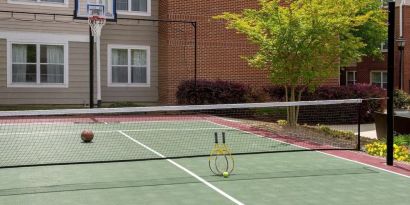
[397,37,406,89]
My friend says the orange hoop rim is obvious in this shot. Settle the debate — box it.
[88,15,106,22]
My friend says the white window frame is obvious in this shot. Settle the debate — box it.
[8,0,68,7]
[107,44,151,87]
[381,0,388,9]
[381,42,388,53]
[370,71,388,89]
[346,71,357,85]
[7,41,69,88]
[117,0,151,16]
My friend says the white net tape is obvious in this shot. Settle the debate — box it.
[88,16,106,37]
[0,99,362,117]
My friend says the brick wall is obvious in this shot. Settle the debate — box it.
[401,6,410,93]
[343,6,410,93]
[158,2,410,105]
[158,1,346,104]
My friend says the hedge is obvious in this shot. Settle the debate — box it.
[176,80,386,122]
[176,80,249,105]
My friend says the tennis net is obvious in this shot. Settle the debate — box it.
[0,99,362,168]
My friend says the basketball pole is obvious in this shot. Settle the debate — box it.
[89,28,94,108]
[96,33,102,108]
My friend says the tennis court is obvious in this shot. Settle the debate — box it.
[0,101,409,205]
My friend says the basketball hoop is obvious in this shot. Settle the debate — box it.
[88,16,106,37]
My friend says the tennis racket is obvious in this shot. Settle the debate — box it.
[209,132,235,176]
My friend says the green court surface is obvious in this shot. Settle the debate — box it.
[0,120,409,205]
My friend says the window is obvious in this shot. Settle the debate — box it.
[371,71,388,89]
[8,0,67,6]
[346,71,357,85]
[108,45,150,87]
[117,0,151,16]
[381,40,388,53]
[8,43,67,87]
[381,0,388,8]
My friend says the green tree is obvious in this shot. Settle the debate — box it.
[214,0,387,126]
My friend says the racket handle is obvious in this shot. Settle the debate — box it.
[222,132,226,144]
[214,132,218,143]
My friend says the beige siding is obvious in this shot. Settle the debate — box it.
[101,22,159,102]
[0,0,160,104]
[0,0,87,34]
[0,40,90,104]
[0,0,73,14]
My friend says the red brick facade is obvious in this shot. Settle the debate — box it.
[159,0,272,104]
[400,6,410,93]
[159,2,409,104]
[342,6,410,94]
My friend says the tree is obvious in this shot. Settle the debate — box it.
[214,0,387,126]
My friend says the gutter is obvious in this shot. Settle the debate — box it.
[400,0,404,37]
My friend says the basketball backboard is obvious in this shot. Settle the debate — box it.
[75,0,117,21]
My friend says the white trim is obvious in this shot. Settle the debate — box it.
[7,41,69,88]
[117,131,244,205]
[116,0,151,17]
[107,44,151,87]
[0,31,89,43]
[7,0,68,7]
[346,70,357,85]
[0,99,363,117]
[370,70,388,89]
[381,42,388,53]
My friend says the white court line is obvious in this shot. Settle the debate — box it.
[0,127,234,136]
[207,119,410,179]
[117,130,245,205]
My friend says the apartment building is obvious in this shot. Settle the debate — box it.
[0,0,406,105]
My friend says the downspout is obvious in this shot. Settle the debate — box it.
[400,0,405,89]
[400,0,404,37]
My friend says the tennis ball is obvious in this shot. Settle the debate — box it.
[223,172,229,178]
[81,130,94,143]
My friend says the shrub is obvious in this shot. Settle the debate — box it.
[245,87,272,103]
[176,80,250,105]
[365,142,410,162]
[108,102,139,108]
[395,135,410,147]
[315,125,356,140]
[394,89,410,109]
[277,120,288,126]
[263,84,386,122]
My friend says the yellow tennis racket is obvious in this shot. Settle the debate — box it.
[209,132,234,176]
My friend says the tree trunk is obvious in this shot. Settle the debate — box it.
[288,86,297,127]
[295,88,304,123]
[285,86,289,121]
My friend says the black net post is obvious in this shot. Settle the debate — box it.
[193,22,198,105]
[386,1,395,166]
[357,102,361,151]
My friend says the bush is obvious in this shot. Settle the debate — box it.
[315,124,356,140]
[395,135,410,147]
[277,120,288,126]
[263,84,386,122]
[176,81,386,122]
[264,84,386,101]
[394,89,410,109]
[245,87,272,103]
[108,102,139,108]
[176,80,250,105]
[365,142,410,162]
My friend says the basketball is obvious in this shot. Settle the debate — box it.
[81,130,94,143]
